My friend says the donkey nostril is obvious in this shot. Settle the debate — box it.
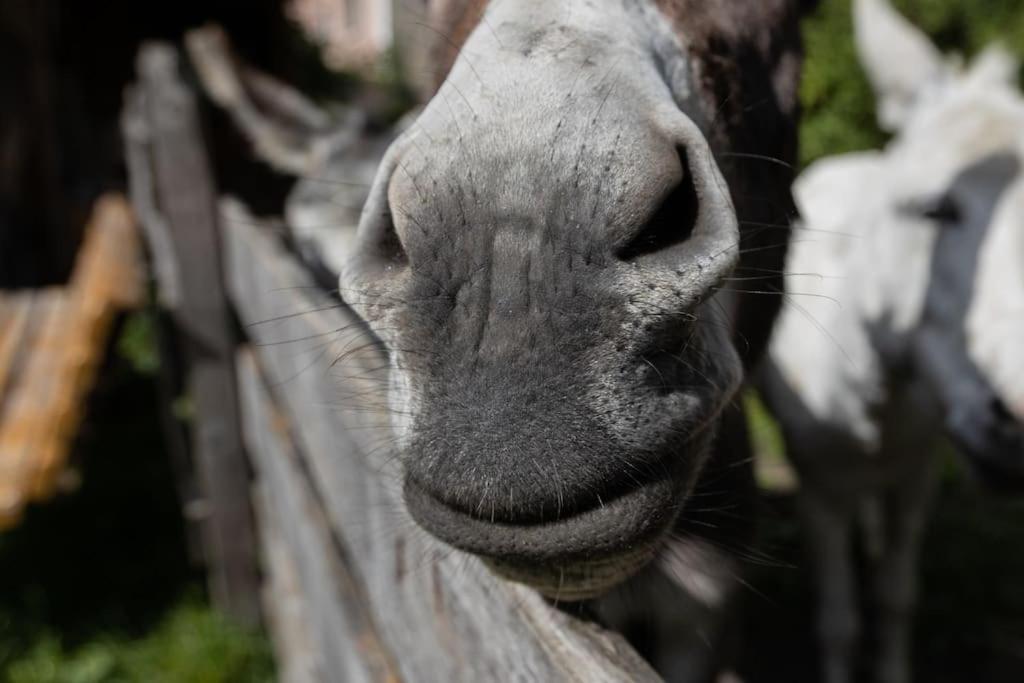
[640,349,685,395]
[377,213,408,265]
[617,147,698,261]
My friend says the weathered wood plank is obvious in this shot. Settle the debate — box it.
[122,81,203,565]
[253,484,323,683]
[0,292,38,411]
[132,42,260,626]
[0,289,69,527]
[0,195,143,529]
[184,24,334,178]
[28,195,142,499]
[221,201,661,682]
[238,349,399,683]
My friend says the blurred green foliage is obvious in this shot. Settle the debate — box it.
[800,0,1024,167]
[744,390,798,492]
[5,602,273,683]
[800,0,885,166]
[115,312,159,377]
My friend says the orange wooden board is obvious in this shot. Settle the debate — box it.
[0,195,143,530]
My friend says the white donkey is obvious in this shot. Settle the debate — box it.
[761,1,1024,682]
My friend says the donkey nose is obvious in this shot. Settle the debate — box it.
[615,121,739,314]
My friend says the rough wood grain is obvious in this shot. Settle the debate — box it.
[132,42,260,626]
[253,484,324,683]
[221,200,661,682]
[239,349,399,683]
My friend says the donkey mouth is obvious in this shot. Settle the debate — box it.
[403,473,683,599]
[483,545,661,601]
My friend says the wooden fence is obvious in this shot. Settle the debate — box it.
[123,41,660,682]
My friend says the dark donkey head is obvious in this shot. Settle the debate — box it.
[342,0,804,599]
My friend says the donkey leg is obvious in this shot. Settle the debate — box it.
[871,459,937,683]
[800,491,858,683]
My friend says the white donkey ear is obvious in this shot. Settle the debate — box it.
[966,45,1020,89]
[854,0,947,132]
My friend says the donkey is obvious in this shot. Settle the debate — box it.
[334,0,808,677]
[760,1,1024,682]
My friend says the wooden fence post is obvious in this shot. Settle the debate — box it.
[124,42,260,626]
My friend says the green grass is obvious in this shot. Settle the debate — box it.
[5,602,272,683]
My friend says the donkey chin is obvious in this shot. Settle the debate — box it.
[402,438,709,601]
[397,322,741,601]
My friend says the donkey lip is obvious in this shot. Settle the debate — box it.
[403,473,682,568]
[482,543,661,601]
